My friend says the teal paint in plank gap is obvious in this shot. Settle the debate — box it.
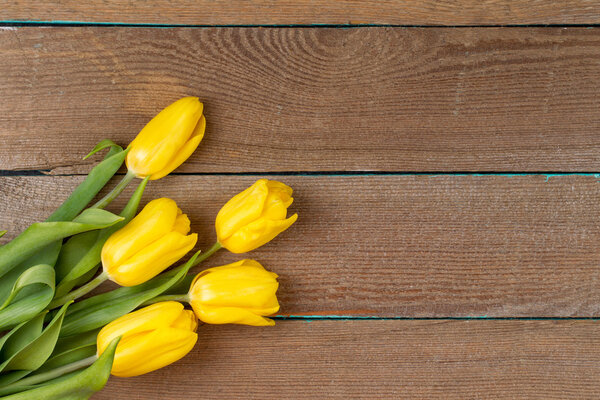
[273,315,600,321]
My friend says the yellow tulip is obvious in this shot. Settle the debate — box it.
[126,97,206,180]
[189,259,280,326]
[215,179,298,253]
[97,302,198,377]
[102,198,198,286]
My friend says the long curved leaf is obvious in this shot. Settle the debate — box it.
[46,141,125,223]
[0,264,55,330]
[0,208,123,278]
[55,232,99,283]
[0,264,54,310]
[0,337,119,399]
[0,303,69,372]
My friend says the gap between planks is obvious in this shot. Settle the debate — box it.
[2,0,600,26]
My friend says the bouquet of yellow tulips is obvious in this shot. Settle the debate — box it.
[0,97,298,398]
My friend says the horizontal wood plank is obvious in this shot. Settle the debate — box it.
[2,1,600,26]
[94,320,600,399]
[1,174,599,317]
[1,27,600,173]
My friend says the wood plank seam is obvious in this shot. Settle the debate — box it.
[3,22,600,28]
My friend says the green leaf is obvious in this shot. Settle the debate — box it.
[54,177,149,298]
[60,251,200,337]
[0,230,6,239]
[53,329,100,359]
[0,208,123,279]
[55,231,99,283]
[164,272,195,295]
[38,345,97,373]
[0,264,55,330]
[0,330,99,389]
[0,264,54,310]
[46,141,126,223]
[55,266,100,300]
[0,242,62,330]
[82,139,120,160]
[0,303,70,372]
[0,337,119,400]
[0,371,31,388]
[0,314,45,360]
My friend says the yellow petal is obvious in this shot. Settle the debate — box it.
[189,259,265,296]
[171,309,198,332]
[193,305,276,326]
[126,97,203,178]
[149,115,206,180]
[192,268,279,309]
[261,190,293,220]
[266,180,293,195]
[101,198,179,271]
[194,259,268,277]
[220,213,298,253]
[97,302,184,355]
[111,327,198,377]
[172,211,192,235]
[109,232,198,287]
[215,180,269,241]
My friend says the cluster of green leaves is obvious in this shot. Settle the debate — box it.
[0,141,197,399]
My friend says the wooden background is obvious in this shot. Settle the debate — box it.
[1,1,600,398]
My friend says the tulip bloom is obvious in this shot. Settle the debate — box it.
[126,97,206,180]
[102,198,198,286]
[215,179,298,253]
[189,259,280,326]
[97,302,198,377]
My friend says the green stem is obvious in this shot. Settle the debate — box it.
[49,271,108,309]
[91,170,136,209]
[2,355,97,391]
[192,242,222,266]
[140,293,190,307]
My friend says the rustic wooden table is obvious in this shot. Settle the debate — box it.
[1,1,600,399]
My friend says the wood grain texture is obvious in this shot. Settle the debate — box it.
[2,1,600,26]
[1,27,600,173]
[2,174,599,317]
[93,320,600,399]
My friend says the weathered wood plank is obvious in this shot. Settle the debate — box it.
[94,320,600,399]
[2,175,599,317]
[2,1,600,26]
[1,27,600,173]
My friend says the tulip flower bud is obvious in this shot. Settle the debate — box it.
[189,259,280,326]
[215,179,298,253]
[102,198,198,286]
[97,302,198,377]
[126,97,206,180]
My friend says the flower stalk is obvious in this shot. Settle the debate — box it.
[91,169,137,210]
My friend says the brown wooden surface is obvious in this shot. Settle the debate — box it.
[2,1,600,26]
[92,320,600,399]
[2,6,600,398]
[2,27,600,173]
[2,174,599,317]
